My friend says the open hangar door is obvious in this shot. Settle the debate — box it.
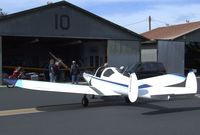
[2,36,107,81]
[185,42,200,75]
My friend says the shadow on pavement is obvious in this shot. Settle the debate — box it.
[36,96,200,115]
[36,100,126,112]
[143,106,200,115]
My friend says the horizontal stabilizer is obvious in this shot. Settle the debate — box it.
[139,74,185,87]
[139,72,197,99]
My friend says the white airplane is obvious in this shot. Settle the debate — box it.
[5,67,197,107]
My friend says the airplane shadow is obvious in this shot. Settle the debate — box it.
[36,97,200,115]
[142,106,200,115]
[36,100,127,112]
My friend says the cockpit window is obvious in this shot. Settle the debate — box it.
[95,67,105,77]
[103,69,114,77]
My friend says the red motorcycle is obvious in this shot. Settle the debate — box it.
[7,67,24,88]
[7,67,39,88]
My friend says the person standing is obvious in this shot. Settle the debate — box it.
[54,59,62,82]
[70,60,80,84]
[49,59,56,82]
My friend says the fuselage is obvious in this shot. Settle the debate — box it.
[83,67,130,96]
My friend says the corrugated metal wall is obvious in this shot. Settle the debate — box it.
[158,40,185,74]
[141,49,157,62]
[107,40,140,67]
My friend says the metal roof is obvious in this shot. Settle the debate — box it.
[142,21,200,40]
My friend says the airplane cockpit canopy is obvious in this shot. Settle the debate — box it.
[95,66,105,77]
[95,67,121,78]
[102,69,115,77]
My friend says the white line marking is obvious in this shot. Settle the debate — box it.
[0,108,43,117]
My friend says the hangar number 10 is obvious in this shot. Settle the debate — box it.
[55,14,70,30]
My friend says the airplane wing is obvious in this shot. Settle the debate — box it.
[138,74,186,88]
[4,79,120,96]
[138,72,197,99]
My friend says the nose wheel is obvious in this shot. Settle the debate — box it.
[82,95,89,107]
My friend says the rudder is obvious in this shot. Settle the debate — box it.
[128,73,138,103]
[185,71,197,94]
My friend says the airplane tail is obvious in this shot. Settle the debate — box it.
[185,71,197,94]
[147,71,197,100]
[128,73,138,103]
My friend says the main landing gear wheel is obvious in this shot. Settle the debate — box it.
[6,77,17,88]
[82,95,89,107]
[124,96,131,104]
[7,84,15,88]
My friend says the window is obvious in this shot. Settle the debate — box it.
[103,69,114,77]
[96,67,105,77]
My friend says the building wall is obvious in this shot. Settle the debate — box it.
[158,40,185,74]
[107,40,140,67]
[176,29,200,43]
[0,5,140,40]
[82,40,107,68]
[141,49,157,62]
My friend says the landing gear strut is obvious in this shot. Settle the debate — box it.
[82,95,89,107]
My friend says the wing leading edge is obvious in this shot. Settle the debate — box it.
[14,79,120,96]
[15,80,99,95]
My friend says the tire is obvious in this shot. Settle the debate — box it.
[124,97,131,104]
[82,97,89,107]
[6,77,17,88]
[7,84,15,88]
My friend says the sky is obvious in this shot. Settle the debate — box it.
[1,0,200,34]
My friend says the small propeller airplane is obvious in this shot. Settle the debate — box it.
[4,66,197,107]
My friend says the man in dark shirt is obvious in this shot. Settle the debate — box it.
[70,60,80,84]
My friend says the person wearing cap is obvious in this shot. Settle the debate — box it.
[70,60,80,84]
[119,66,125,73]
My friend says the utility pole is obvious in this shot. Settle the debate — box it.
[148,16,152,31]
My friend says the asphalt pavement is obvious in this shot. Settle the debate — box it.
[1,86,200,135]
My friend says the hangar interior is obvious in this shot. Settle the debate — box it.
[2,36,107,77]
[185,41,200,73]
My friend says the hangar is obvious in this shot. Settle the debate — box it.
[142,21,200,75]
[0,1,145,83]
